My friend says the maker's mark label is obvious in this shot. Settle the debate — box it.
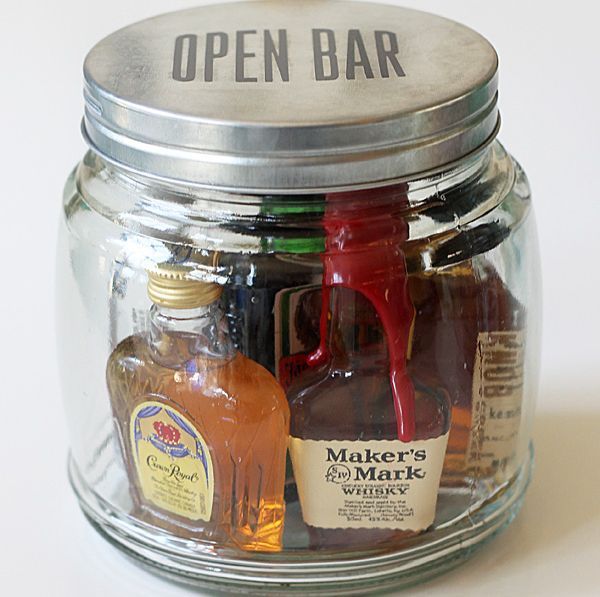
[289,434,449,531]
[130,401,214,521]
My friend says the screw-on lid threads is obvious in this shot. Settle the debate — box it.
[147,265,223,309]
[83,0,499,192]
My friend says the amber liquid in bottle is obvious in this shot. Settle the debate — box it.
[288,288,451,550]
[409,262,525,482]
[107,295,289,552]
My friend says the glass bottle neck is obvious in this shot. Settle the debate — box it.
[149,303,234,364]
[326,287,387,368]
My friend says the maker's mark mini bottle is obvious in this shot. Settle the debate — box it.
[288,194,452,551]
[106,264,290,552]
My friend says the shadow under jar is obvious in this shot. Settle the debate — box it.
[56,1,541,594]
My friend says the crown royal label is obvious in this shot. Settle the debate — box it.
[130,401,214,521]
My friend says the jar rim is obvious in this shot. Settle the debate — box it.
[82,0,500,192]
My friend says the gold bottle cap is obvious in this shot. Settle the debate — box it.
[147,264,222,309]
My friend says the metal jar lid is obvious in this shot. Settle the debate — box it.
[83,0,500,193]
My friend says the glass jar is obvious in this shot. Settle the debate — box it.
[56,1,541,593]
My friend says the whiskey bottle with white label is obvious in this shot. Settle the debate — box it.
[287,192,452,551]
[106,264,290,552]
[288,240,450,550]
[408,259,526,482]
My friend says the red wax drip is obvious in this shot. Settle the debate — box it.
[307,187,416,442]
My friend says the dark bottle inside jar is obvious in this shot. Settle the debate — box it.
[407,224,527,482]
[219,194,326,378]
[288,287,451,550]
[288,188,452,550]
[222,252,322,378]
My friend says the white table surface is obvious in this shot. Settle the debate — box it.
[2,1,599,595]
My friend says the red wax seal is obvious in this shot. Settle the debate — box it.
[308,185,416,442]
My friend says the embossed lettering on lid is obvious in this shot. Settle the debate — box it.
[83,0,499,192]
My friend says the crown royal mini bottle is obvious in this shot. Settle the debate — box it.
[106,263,290,552]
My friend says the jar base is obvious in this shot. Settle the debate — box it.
[68,446,533,595]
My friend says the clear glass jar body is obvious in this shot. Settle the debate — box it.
[56,141,541,593]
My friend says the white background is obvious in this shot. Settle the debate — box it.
[1,1,599,595]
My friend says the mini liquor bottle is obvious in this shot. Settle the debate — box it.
[106,264,290,552]
[408,255,526,481]
[288,191,451,550]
